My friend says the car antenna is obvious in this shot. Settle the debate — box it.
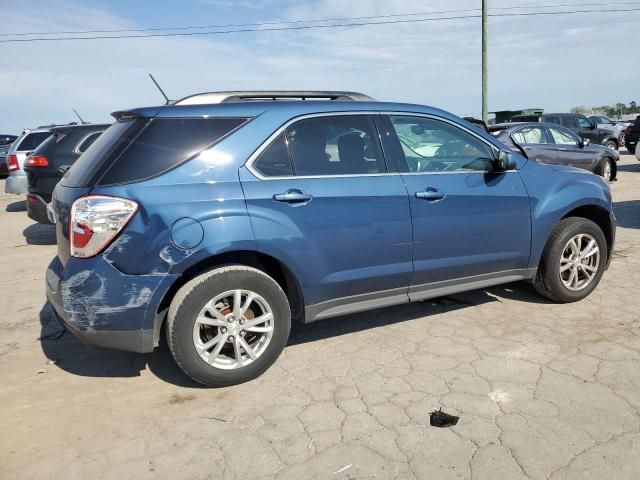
[149,73,171,105]
[72,108,88,124]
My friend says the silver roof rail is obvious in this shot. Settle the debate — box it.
[173,91,375,106]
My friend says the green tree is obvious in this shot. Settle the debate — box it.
[570,106,588,114]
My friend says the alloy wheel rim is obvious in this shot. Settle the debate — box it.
[192,289,274,370]
[603,160,611,181]
[559,233,600,291]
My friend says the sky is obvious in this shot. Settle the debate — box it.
[0,0,638,133]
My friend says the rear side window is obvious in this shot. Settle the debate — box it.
[16,132,50,151]
[253,133,294,177]
[99,118,247,185]
[560,116,577,128]
[544,116,561,126]
[286,115,385,176]
[76,131,103,153]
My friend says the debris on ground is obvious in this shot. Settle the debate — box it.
[331,464,352,475]
[199,416,227,422]
[35,369,47,375]
[429,408,459,427]
[46,359,57,365]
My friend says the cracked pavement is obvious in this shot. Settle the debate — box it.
[1,153,640,479]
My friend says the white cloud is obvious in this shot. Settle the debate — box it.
[0,0,638,133]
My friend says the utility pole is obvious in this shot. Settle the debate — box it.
[482,0,488,122]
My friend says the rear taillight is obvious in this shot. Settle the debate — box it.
[25,155,48,168]
[7,154,19,171]
[70,195,138,258]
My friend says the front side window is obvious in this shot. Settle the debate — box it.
[284,115,385,176]
[512,126,550,145]
[577,117,592,129]
[549,126,579,145]
[389,116,495,173]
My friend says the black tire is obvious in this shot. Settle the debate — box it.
[533,217,607,303]
[596,157,614,182]
[628,145,636,155]
[167,266,291,387]
[604,140,618,151]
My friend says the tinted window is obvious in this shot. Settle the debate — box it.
[98,117,247,185]
[545,116,561,126]
[76,131,103,153]
[549,127,578,145]
[285,115,385,176]
[512,126,550,144]
[62,120,132,187]
[16,132,50,151]
[560,116,577,128]
[253,133,293,177]
[577,117,592,129]
[390,116,495,173]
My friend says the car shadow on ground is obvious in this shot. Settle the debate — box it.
[613,200,640,229]
[616,162,640,173]
[5,200,26,212]
[37,281,550,388]
[23,223,56,245]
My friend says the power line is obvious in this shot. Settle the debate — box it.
[1,8,639,44]
[2,2,638,37]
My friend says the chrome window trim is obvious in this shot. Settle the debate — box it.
[73,131,105,155]
[244,111,512,180]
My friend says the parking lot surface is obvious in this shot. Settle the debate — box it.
[1,153,640,480]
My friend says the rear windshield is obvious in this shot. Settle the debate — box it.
[16,131,50,151]
[62,117,247,187]
[31,134,57,157]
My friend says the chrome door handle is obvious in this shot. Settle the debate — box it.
[273,190,313,204]
[415,189,445,201]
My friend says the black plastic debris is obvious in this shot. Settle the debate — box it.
[430,408,459,427]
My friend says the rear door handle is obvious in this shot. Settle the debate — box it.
[273,189,313,204]
[415,188,445,201]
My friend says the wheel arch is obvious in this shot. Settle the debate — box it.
[560,204,614,261]
[153,250,305,345]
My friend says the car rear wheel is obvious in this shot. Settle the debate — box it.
[604,140,618,151]
[597,157,613,182]
[628,145,636,155]
[167,266,291,387]
[533,217,607,303]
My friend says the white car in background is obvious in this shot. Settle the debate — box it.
[589,115,626,147]
[4,128,51,194]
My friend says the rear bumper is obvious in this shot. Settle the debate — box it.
[26,195,52,224]
[45,255,178,353]
[5,173,27,194]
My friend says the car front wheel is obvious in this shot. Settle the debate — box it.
[534,217,607,303]
[167,266,291,387]
[604,140,618,151]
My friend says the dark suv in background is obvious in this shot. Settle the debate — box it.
[0,134,18,178]
[511,113,621,151]
[24,124,107,223]
[624,116,640,154]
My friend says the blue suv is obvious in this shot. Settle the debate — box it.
[46,91,615,386]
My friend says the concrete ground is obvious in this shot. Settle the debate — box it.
[1,153,639,480]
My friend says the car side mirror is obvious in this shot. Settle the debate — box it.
[579,138,591,148]
[495,150,517,171]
